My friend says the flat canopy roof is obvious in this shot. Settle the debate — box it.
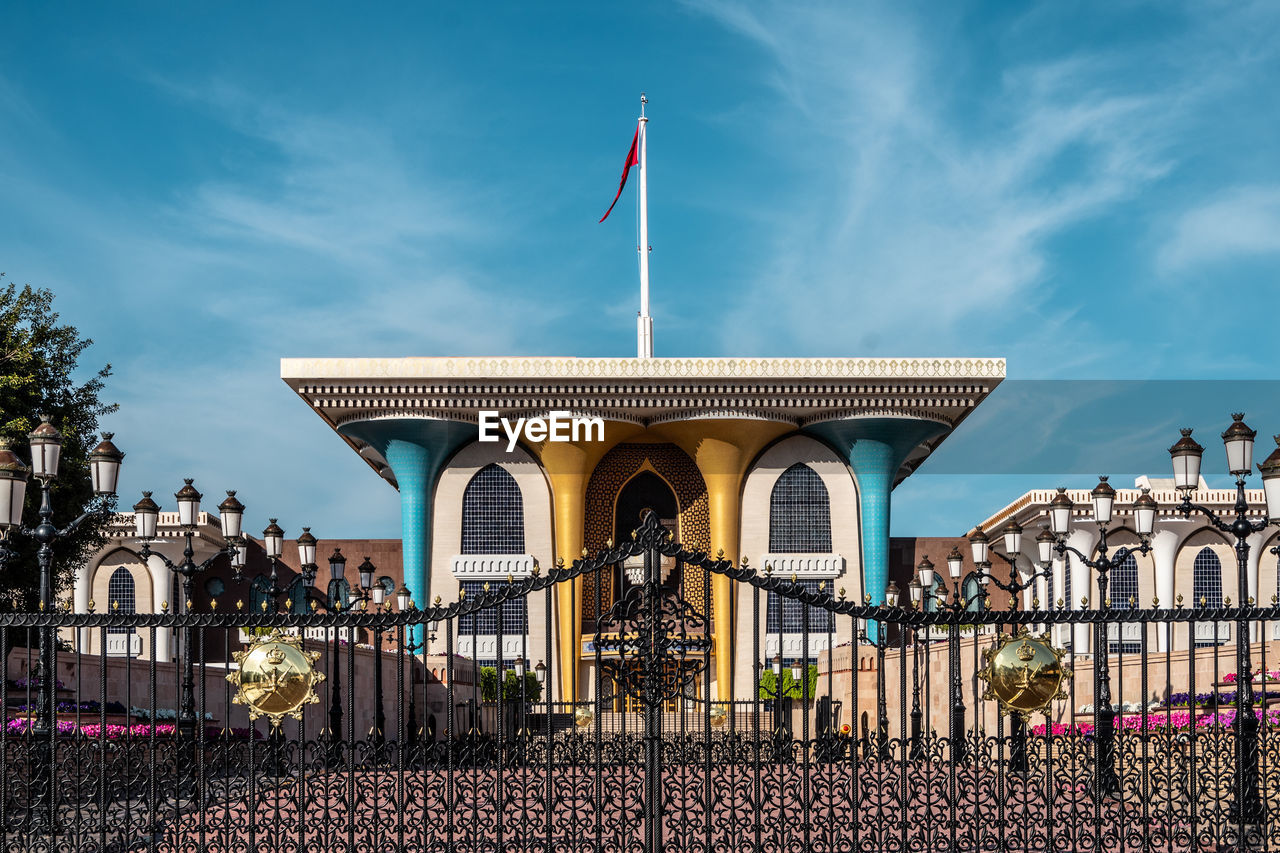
[282,355,1005,484]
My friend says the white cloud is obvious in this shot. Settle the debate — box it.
[1158,186,1280,273]
[683,2,1226,373]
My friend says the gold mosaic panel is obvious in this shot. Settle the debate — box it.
[581,443,711,620]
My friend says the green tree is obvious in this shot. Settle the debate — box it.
[757,664,820,700]
[480,667,543,703]
[0,276,117,610]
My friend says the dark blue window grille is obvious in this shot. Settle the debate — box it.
[766,580,833,633]
[1193,547,1226,647]
[769,464,832,553]
[248,575,271,615]
[328,578,351,610]
[462,464,525,554]
[459,580,527,635]
[107,567,135,634]
[962,577,983,613]
[1108,553,1141,653]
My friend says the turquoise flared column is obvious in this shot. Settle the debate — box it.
[805,417,950,640]
[338,418,476,607]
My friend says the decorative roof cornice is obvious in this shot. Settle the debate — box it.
[281,356,1006,381]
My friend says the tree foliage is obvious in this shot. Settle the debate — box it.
[0,276,117,609]
[757,664,820,700]
[480,667,543,703]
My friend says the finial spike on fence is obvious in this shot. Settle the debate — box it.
[88,599,95,613]
[1224,595,1231,606]
[434,595,442,605]
[716,548,724,560]
[506,573,514,584]
[1081,596,1089,607]
[1056,597,1064,609]
[864,593,872,605]
[260,599,268,612]
[483,582,490,593]
[839,586,846,599]
[236,600,244,611]
[790,573,798,584]
[160,601,168,613]
[1152,596,1159,607]
[186,599,192,612]
[210,598,218,611]
[1248,596,1255,606]
[1176,593,1184,607]
[111,600,118,611]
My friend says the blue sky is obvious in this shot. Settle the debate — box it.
[3,2,1279,543]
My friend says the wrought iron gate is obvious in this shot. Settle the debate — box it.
[3,512,1280,851]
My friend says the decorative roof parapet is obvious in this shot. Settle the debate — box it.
[281,356,1006,381]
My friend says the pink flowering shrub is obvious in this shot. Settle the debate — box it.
[5,719,259,740]
[1033,708,1280,737]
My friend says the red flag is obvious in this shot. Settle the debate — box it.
[599,126,640,222]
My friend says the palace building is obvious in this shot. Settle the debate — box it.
[277,356,1004,701]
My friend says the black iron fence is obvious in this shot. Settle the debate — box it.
[2,519,1280,851]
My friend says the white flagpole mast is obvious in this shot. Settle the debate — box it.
[637,93,653,358]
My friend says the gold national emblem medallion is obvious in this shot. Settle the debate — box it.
[226,630,325,729]
[977,629,1072,719]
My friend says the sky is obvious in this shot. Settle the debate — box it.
[3,2,1280,543]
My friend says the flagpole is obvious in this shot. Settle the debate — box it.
[637,93,653,358]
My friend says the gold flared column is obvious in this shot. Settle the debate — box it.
[656,420,792,701]
[531,423,640,703]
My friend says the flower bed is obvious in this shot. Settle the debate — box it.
[1034,707,1280,737]
[5,719,259,740]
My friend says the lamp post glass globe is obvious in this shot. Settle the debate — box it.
[218,491,244,540]
[534,660,546,684]
[1258,437,1280,518]
[1002,520,1022,556]
[296,527,317,567]
[968,527,989,565]
[263,519,284,560]
[1091,476,1115,525]
[1222,413,1257,477]
[885,581,900,607]
[175,479,202,528]
[371,583,386,607]
[1036,527,1055,566]
[1049,488,1073,536]
[1169,428,1204,491]
[358,558,375,591]
[1133,489,1158,537]
[946,546,963,580]
[908,578,923,605]
[27,416,62,480]
[791,659,802,682]
[328,548,346,581]
[133,492,160,540]
[88,434,124,496]
[230,538,247,570]
[0,442,30,530]
[772,654,782,677]
[396,585,411,611]
[917,555,935,589]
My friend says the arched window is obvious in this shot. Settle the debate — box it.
[327,578,351,610]
[1110,554,1139,610]
[1192,547,1227,647]
[1193,547,1223,608]
[962,577,983,613]
[461,464,524,554]
[924,576,944,613]
[107,568,135,634]
[248,575,271,615]
[1107,553,1141,654]
[769,464,832,553]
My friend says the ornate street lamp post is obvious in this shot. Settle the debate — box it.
[907,572,926,761]
[0,421,123,831]
[134,480,243,740]
[1168,414,1280,827]
[324,547,347,765]
[356,557,387,750]
[1047,479,1156,797]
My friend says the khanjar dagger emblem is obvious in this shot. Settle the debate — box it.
[977,629,1072,719]
[226,630,325,729]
